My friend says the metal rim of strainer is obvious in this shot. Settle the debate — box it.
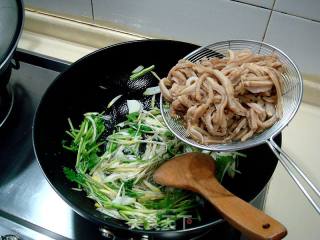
[160,39,303,152]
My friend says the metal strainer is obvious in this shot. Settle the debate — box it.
[160,40,320,214]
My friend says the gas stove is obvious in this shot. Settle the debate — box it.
[0,49,267,240]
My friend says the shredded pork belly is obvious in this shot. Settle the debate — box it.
[159,49,284,144]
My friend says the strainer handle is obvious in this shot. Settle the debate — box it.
[267,138,320,214]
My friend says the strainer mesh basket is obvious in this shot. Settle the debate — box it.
[160,40,303,151]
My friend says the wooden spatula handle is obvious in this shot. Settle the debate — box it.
[197,178,287,240]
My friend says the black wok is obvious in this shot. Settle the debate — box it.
[33,39,280,239]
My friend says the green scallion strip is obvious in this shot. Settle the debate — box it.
[129,65,155,80]
[63,105,244,230]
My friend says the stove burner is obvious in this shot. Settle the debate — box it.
[0,84,14,128]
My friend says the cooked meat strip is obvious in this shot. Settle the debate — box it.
[241,75,270,81]
[160,49,284,144]
[259,66,283,118]
[265,102,276,117]
[186,105,197,126]
[178,95,197,108]
[170,98,187,117]
[170,83,186,98]
[206,68,247,116]
[190,126,226,144]
[206,77,227,126]
[243,80,273,93]
[171,70,187,85]
[179,82,197,95]
[191,104,209,126]
[202,109,217,136]
[196,74,208,101]
[241,129,254,141]
[159,78,172,101]
[234,127,249,141]
[229,118,247,139]
[259,114,278,128]
[187,126,204,143]
[180,68,197,78]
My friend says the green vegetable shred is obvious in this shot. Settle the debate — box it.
[63,107,244,230]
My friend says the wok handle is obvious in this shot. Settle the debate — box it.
[267,138,320,214]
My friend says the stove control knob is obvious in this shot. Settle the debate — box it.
[1,235,21,240]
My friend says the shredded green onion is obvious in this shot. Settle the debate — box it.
[143,86,160,96]
[132,65,144,74]
[107,95,122,108]
[127,100,141,113]
[63,107,244,230]
[130,65,155,80]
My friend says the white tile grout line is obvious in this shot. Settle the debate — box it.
[272,10,320,24]
[90,0,95,21]
[272,0,277,11]
[230,0,320,24]
[262,0,276,42]
[230,0,272,10]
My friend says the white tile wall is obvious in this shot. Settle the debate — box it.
[92,0,270,45]
[232,0,274,9]
[264,11,320,77]
[274,0,320,22]
[24,0,93,19]
[0,0,18,8]
[264,10,320,240]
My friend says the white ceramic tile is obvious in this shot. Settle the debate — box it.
[265,12,320,77]
[24,0,93,19]
[265,102,320,240]
[92,0,270,45]
[232,0,274,9]
[274,0,320,22]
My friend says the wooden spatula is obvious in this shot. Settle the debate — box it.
[153,152,287,240]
